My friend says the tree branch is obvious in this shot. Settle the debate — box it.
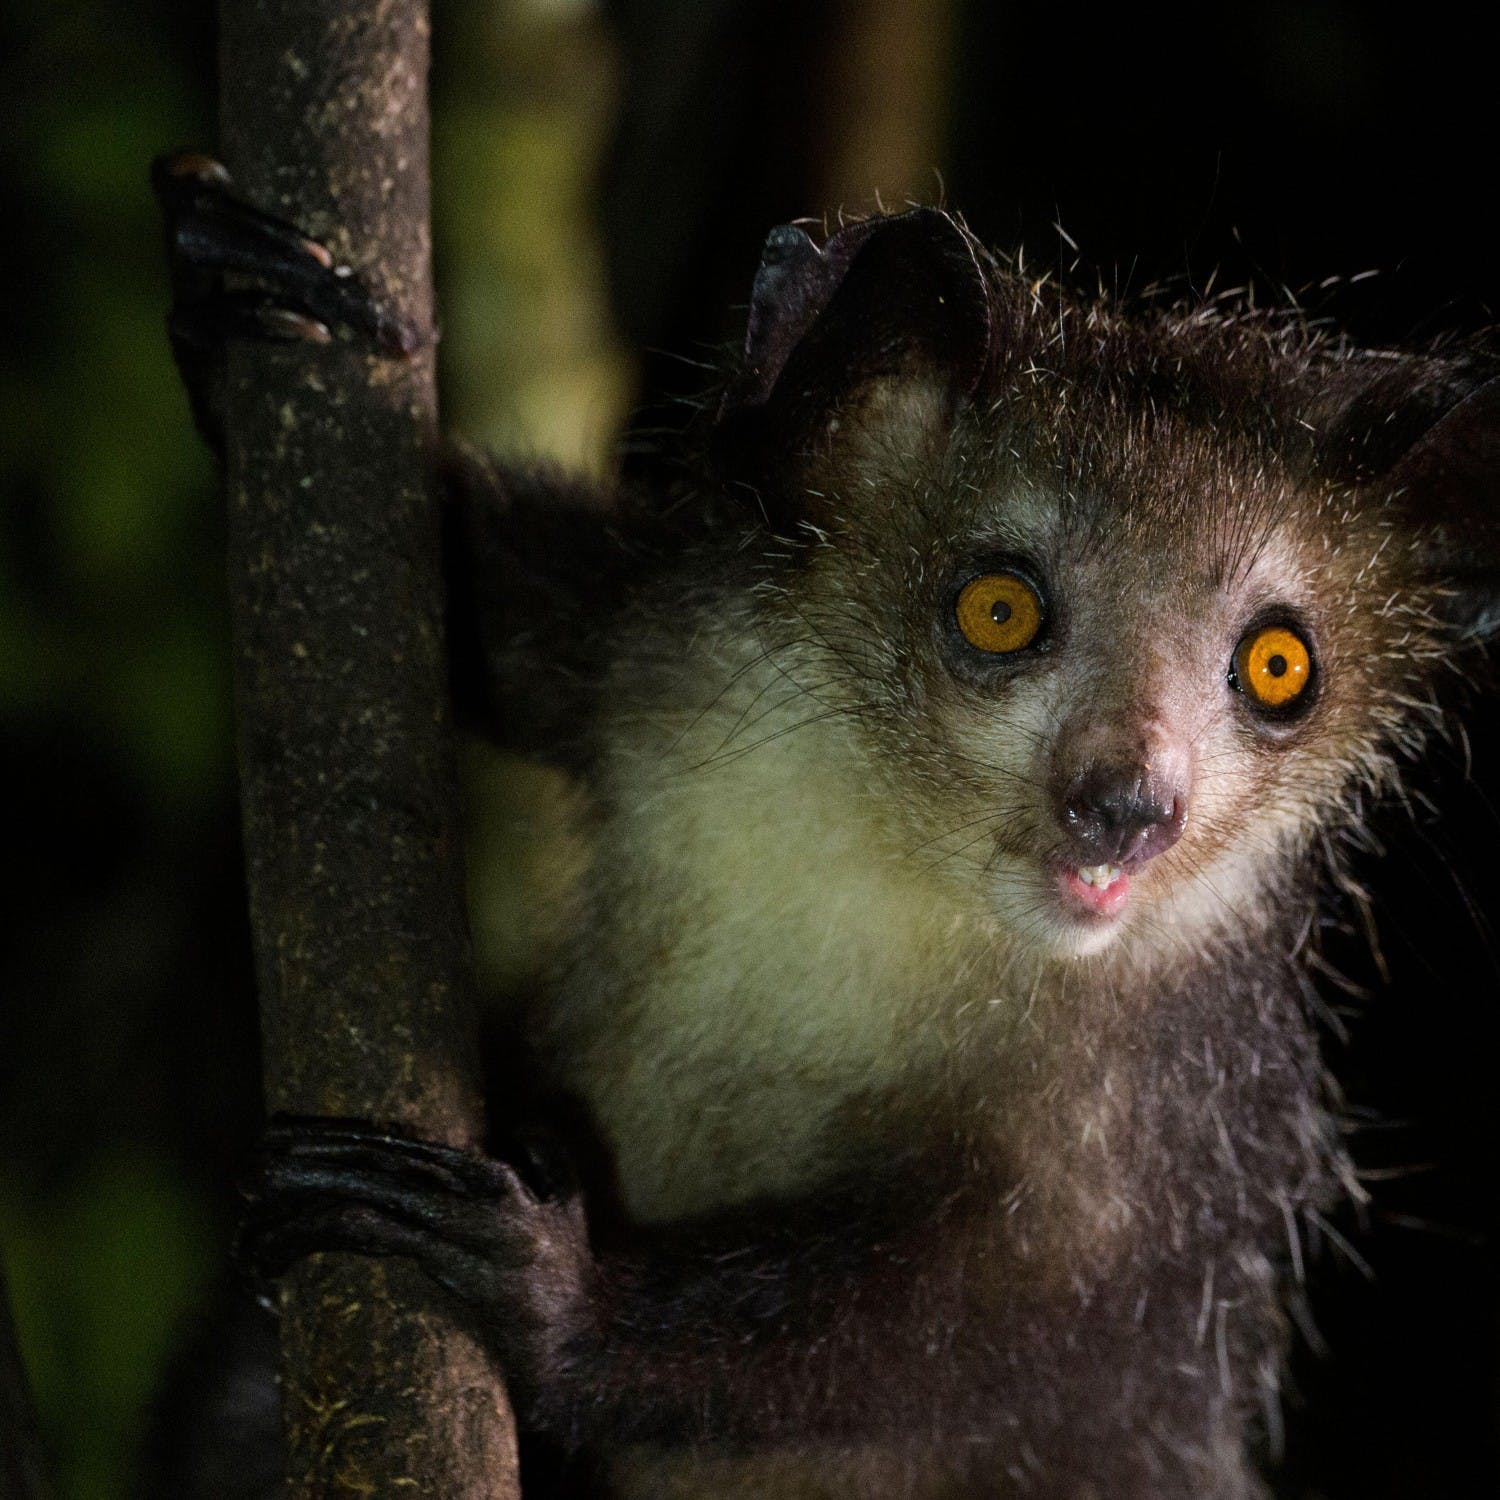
[216,0,519,1491]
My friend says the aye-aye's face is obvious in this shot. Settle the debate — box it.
[725,213,1497,970]
[785,421,1442,968]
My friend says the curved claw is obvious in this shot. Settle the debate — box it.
[257,1116,525,1197]
[152,149,422,357]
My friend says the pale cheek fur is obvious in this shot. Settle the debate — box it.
[567,641,1007,1221]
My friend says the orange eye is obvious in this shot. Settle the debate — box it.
[1233,625,1313,709]
[956,573,1043,654]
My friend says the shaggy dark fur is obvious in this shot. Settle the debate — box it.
[237,209,1500,1498]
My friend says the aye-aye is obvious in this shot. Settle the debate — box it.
[162,161,1500,1498]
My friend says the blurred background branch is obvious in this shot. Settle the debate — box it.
[2,1259,49,1499]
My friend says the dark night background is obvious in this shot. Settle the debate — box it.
[1,1,1497,1494]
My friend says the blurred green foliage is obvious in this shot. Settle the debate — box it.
[0,1160,216,1498]
[0,7,223,788]
[1,4,232,1493]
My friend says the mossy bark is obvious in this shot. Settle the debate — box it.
[217,0,519,1492]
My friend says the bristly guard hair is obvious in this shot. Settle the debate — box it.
[436,207,1500,1499]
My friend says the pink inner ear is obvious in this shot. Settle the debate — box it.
[808,377,956,484]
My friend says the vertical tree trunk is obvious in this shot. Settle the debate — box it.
[818,0,955,213]
[216,0,519,1493]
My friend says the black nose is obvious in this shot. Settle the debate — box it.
[1060,767,1186,866]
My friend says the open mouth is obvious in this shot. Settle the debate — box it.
[1057,861,1131,918]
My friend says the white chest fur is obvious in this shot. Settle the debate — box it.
[549,640,1005,1223]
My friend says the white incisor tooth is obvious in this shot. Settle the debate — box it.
[1077,863,1122,889]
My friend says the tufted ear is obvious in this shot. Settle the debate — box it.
[715,208,993,512]
[1380,374,1500,640]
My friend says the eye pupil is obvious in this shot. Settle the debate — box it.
[990,600,1013,625]
[1267,654,1287,678]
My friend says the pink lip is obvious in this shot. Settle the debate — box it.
[1057,865,1132,919]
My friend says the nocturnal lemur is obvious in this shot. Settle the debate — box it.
[159,160,1500,1498]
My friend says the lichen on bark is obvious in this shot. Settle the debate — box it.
[217,0,519,1492]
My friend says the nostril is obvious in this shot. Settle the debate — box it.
[1144,794,1188,860]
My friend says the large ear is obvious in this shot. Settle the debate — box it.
[714,208,993,512]
[1377,373,1500,640]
